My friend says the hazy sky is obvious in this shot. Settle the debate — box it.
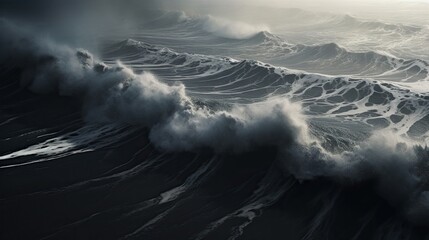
[0,0,427,28]
[1,0,428,17]
[155,0,429,25]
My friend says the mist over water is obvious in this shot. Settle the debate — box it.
[1,0,429,239]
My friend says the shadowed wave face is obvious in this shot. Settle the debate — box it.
[1,3,429,240]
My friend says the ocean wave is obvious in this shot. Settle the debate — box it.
[105,38,429,138]
[143,11,270,40]
[235,36,429,81]
[199,15,270,40]
[134,11,429,81]
[1,18,429,226]
[327,14,422,34]
[289,42,429,81]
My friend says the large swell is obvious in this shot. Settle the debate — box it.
[125,11,429,82]
[1,10,429,240]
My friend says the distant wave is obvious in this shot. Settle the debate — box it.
[136,11,429,81]
[328,14,422,34]
[143,11,270,40]
[289,42,429,81]
[141,9,423,35]
[200,15,270,40]
[230,33,429,81]
[241,31,286,46]
[231,32,429,81]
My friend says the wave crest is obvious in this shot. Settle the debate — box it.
[201,15,270,40]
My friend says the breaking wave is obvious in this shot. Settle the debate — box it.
[1,18,429,228]
[135,11,429,82]
[143,11,270,40]
[200,15,270,40]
